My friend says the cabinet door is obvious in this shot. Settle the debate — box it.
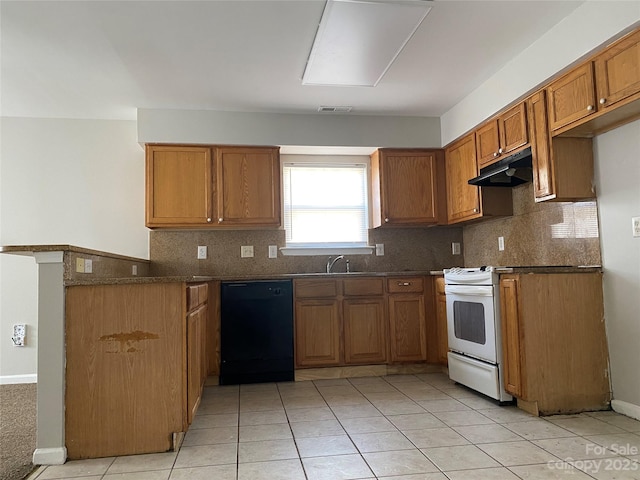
[343,298,387,365]
[475,120,500,168]
[216,147,281,226]
[373,150,440,226]
[434,277,448,365]
[295,299,341,367]
[547,63,596,132]
[499,277,523,397]
[445,134,481,223]
[187,305,206,424]
[388,294,427,362]
[527,91,555,200]
[146,146,212,227]
[595,29,640,110]
[499,103,528,154]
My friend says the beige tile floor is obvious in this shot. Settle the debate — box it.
[28,373,640,480]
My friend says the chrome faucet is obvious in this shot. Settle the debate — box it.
[326,255,345,273]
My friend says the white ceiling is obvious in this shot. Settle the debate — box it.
[1,0,583,121]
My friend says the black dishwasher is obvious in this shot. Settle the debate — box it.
[220,280,294,385]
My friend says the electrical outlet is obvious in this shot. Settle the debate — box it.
[375,244,384,256]
[268,245,278,259]
[241,245,254,258]
[132,265,138,276]
[12,324,26,347]
[452,242,461,255]
[75,258,85,273]
[197,246,207,260]
[498,236,505,251]
[633,216,640,238]
[84,259,93,273]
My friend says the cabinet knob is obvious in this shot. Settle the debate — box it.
[473,208,479,213]
[218,217,223,223]
[599,98,606,105]
[493,152,499,158]
[498,148,503,154]
[397,282,411,286]
[206,218,212,223]
[384,218,389,223]
[587,105,594,111]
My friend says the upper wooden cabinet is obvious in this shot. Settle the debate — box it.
[527,90,595,202]
[146,144,281,229]
[370,149,445,227]
[547,63,597,132]
[594,29,640,110]
[476,103,528,168]
[445,134,512,224]
[146,146,212,226]
[215,147,281,227]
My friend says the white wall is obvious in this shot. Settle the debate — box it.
[594,119,640,409]
[441,2,640,145]
[138,109,442,149]
[0,117,148,380]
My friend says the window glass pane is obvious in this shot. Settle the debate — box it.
[283,163,368,246]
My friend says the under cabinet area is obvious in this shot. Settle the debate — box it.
[65,282,210,459]
[145,144,281,229]
[370,149,446,227]
[499,273,610,415]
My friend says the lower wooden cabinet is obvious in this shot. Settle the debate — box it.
[343,297,387,364]
[387,277,427,363]
[499,273,610,415]
[65,282,209,460]
[434,277,448,365]
[293,275,441,368]
[295,299,341,367]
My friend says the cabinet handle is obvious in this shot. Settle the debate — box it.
[493,152,499,158]
[473,208,479,213]
[498,148,503,154]
[599,98,606,105]
[218,217,223,223]
[206,218,212,223]
[587,105,594,111]
[384,217,389,223]
[397,282,411,286]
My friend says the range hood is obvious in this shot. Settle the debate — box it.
[468,147,533,187]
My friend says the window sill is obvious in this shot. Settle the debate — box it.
[280,246,375,256]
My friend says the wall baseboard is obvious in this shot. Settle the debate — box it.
[0,374,37,385]
[33,447,67,465]
[612,399,640,421]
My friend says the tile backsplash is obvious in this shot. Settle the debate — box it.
[149,227,464,276]
[463,183,601,267]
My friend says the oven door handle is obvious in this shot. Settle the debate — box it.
[445,285,494,296]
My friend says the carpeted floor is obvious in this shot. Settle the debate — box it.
[0,383,36,480]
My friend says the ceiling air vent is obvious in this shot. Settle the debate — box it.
[318,106,353,113]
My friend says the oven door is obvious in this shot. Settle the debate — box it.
[445,284,498,364]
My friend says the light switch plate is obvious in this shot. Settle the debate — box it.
[375,244,384,256]
[498,236,505,251]
[241,245,254,258]
[452,242,461,255]
[268,245,278,259]
[633,216,640,238]
[84,259,93,273]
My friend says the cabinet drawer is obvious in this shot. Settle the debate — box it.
[343,277,384,296]
[294,279,338,298]
[387,277,424,293]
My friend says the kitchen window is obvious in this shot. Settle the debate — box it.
[281,162,373,255]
